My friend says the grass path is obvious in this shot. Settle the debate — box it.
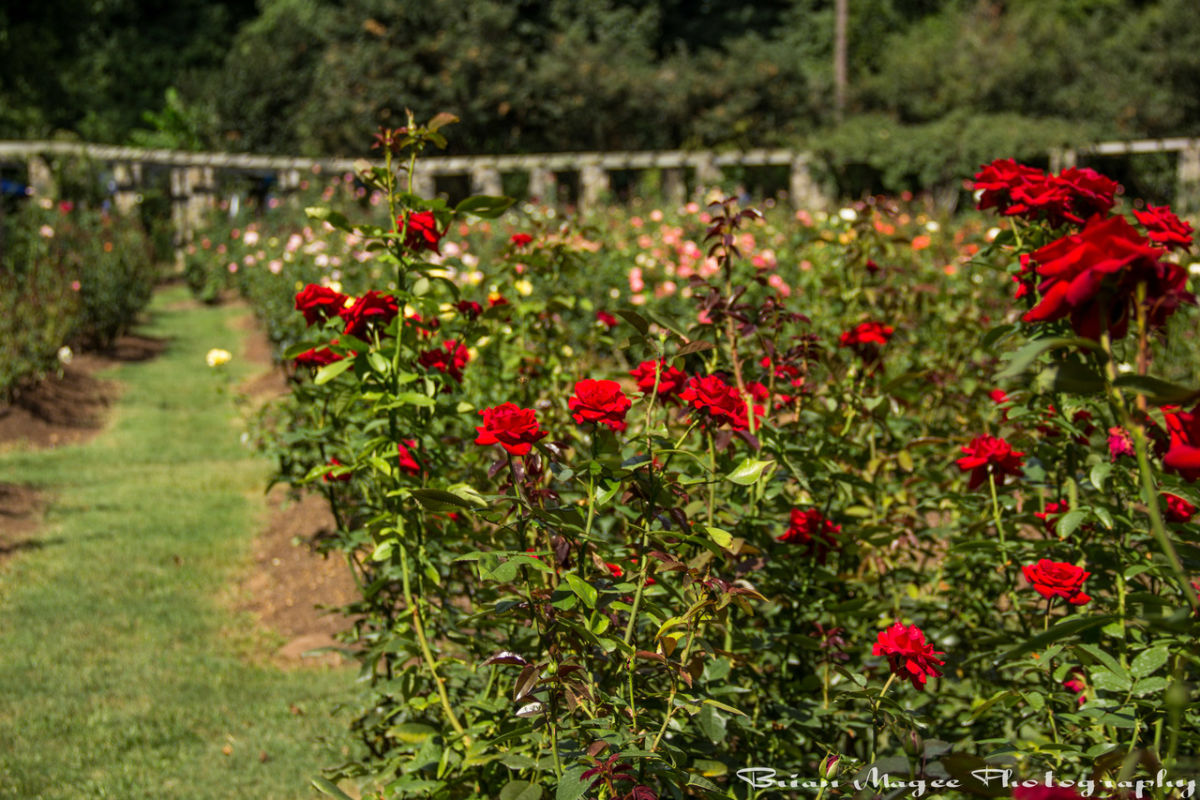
[0,286,354,799]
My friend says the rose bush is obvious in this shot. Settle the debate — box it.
[196,129,1200,799]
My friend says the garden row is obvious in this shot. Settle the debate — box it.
[185,119,1200,800]
[0,199,158,402]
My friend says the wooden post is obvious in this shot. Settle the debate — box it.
[789,154,827,211]
[277,168,302,193]
[528,168,556,205]
[580,164,610,213]
[470,165,503,197]
[1177,143,1200,214]
[27,155,56,199]
[112,162,142,214]
[185,166,215,234]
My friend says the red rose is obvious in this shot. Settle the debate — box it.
[398,210,442,254]
[1051,167,1120,222]
[595,310,619,329]
[489,295,509,308]
[1164,403,1200,482]
[778,508,841,563]
[339,291,400,340]
[679,374,762,431]
[872,622,944,691]
[397,439,420,476]
[455,300,483,320]
[1024,214,1193,339]
[630,359,688,401]
[974,159,1046,214]
[1034,500,1070,537]
[839,321,894,348]
[1062,667,1087,705]
[294,345,344,368]
[419,340,470,383]
[323,457,351,482]
[956,435,1025,490]
[510,232,533,247]
[294,283,348,326]
[604,562,624,579]
[1022,559,1091,606]
[997,166,1119,227]
[568,379,632,432]
[1134,204,1194,251]
[1164,493,1196,523]
[475,402,547,456]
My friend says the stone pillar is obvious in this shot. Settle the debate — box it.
[693,154,722,199]
[470,164,503,197]
[411,167,436,198]
[113,162,142,214]
[27,155,56,199]
[662,168,686,208]
[186,166,216,233]
[277,168,302,193]
[1177,144,1200,214]
[170,167,192,249]
[789,154,827,211]
[528,168,556,205]
[580,164,610,213]
[1049,148,1077,173]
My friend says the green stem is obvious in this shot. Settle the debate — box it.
[988,470,1007,547]
[400,545,467,738]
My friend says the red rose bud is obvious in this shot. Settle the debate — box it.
[1133,204,1194,251]
[323,457,351,482]
[1164,403,1200,482]
[872,622,945,691]
[339,291,400,340]
[475,402,547,456]
[294,283,349,326]
[510,232,533,247]
[418,340,470,383]
[1062,667,1087,705]
[630,359,688,401]
[778,508,841,563]
[397,439,420,476]
[605,562,624,579]
[839,321,894,347]
[1022,559,1091,606]
[1165,493,1197,523]
[956,434,1025,490]
[398,210,442,254]
[568,379,632,432]
[488,295,509,308]
[595,310,619,329]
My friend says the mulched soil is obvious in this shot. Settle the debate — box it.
[0,482,47,564]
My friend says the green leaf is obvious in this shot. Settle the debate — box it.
[314,358,354,385]
[698,703,727,744]
[726,458,774,485]
[1055,509,1088,538]
[1036,361,1105,395]
[1130,645,1170,679]
[555,765,592,800]
[1090,668,1132,693]
[996,336,1102,381]
[305,206,354,232]
[701,698,747,716]
[1113,375,1200,406]
[996,615,1117,663]
[563,573,598,608]
[1077,643,1128,680]
[455,195,516,218]
[311,777,356,800]
[1089,463,1112,490]
[499,780,543,800]
[703,526,733,549]
[615,309,650,336]
[410,488,477,509]
[427,112,459,132]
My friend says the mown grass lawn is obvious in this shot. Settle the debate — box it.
[0,285,354,799]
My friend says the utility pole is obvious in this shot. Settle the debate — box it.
[834,0,848,124]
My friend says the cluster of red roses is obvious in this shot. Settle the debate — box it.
[974,159,1195,340]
